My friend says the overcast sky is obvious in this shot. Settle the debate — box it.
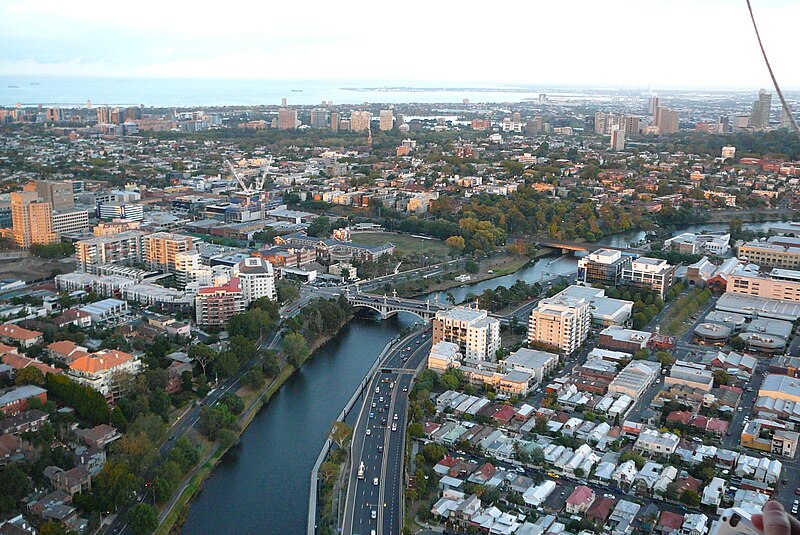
[1,0,798,89]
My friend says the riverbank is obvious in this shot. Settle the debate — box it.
[405,254,532,298]
[157,317,353,535]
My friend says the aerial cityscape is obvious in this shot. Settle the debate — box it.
[3,2,800,535]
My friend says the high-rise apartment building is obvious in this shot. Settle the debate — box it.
[655,107,679,135]
[594,111,606,134]
[432,306,500,364]
[144,232,194,273]
[11,191,58,248]
[624,116,639,137]
[75,231,145,273]
[330,111,339,132]
[195,278,245,327]
[395,114,404,128]
[310,108,328,129]
[23,180,74,211]
[350,111,371,132]
[610,127,625,151]
[781,105,794,130]
[717,115,730,134]
[277,108,298,130]
[528,294,591,354]
[749,89,772,130]
[235,257,276,304]
[648,96,660,115]
[379,110,394,131]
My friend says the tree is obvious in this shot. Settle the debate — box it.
[111,432,158,476]
[446,236,465,255]
[110,406,129,432]
[730,335,745,350]
[330,421,353,449]
[0,465,31,517]
[306,216,331,237]
[439,368,463,391]
[276,279,300,303]
[15,366,44,386]
[713,369,731,386]
[655,351,675,367]
[407,422,425,438]
[620,451,646,469]
[199,404,237,440]
[220,393,245,415]
[680,489,701,507]
[188,344,217,377]
[244,368,266,390]
[214,351,240,378]
[96,460,141,509]
[284,331,310,367]
[39,523,69,535]
[465,260,479,274]
[128,504,158,535]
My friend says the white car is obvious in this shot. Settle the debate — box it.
[391,423,397,432]
[373,477,379,486]
[366,429,371,436]
[393,413,399,421]
[371,510,377,519]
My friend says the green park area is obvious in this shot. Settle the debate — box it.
[353,232,450,255]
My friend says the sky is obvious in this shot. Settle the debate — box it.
[1,0,798,89]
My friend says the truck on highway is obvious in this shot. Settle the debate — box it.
[358,461,365,480]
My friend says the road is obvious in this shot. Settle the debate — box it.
[105,329,283,535]
[342,326,432,535]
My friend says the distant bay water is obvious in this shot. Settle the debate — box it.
[0,76,565,107]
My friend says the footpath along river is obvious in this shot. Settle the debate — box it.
[180,222,771,533]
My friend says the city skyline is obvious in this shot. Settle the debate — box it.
[2,0,800,89]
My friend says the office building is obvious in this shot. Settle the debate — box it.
[664,360,714,392]
[350,111,371,132]
[277,108,298,130]
[75,231,145,273]
[727,268,800,302]
[330,111,339,132]
[195,277,245,327]
[144,232,194,274]
[432,306,501,364]
[749,89,771,130]
[738,241,800,269]
[578,249,633,287]
[598,326,651,353]
[234,256,276,304]
[528,294,591,354]
[608,360,660,400]
[11,191,57,248]
[717,115,730,134]
[621,257,676,298]
[379,109,394,131]
[98,202,144,221]
[51,208,90,235]
[23,180,74,211]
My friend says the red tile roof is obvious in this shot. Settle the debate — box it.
[0,324,41,341]
[658,511,684,531]
[567,485,595,506]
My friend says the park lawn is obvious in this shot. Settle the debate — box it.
[353,232,449,255]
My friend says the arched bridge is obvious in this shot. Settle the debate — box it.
[346,292,449,320]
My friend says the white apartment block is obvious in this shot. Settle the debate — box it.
[528,294,591,354]
[234,257,276,304]
[432,306,500,364]
[75,231,145,273]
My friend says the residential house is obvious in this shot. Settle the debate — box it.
[0,324,42,348]
[565,485,595,514]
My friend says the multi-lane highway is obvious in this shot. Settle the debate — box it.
[342,325,431,535]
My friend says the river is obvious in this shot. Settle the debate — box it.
[180,221,767,534]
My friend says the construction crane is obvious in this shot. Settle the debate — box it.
[224,158,272,195]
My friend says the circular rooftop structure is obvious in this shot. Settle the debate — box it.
[739,332,786,353]
[693,322,732,343]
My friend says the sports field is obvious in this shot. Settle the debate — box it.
[352,232,449,255]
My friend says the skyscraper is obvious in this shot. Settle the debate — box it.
[350,111,371,132]
[594,112,606,134]
[11,191,57,249]
[379,110,394,131]
[748,89,772,130]
[623,116,640,137]
[277,108,298,130]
